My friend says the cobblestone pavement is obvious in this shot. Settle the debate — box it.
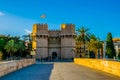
[0,62,120,80]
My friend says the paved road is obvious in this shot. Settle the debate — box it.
[50,62,120,80]
[0,62,120,80]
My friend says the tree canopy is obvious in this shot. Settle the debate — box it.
[0,34,32,60]
[106,32,116,58]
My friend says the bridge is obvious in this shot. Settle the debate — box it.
[0,62,120,80]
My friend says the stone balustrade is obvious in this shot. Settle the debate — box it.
[0,58,35,77]
[74,58,120,77]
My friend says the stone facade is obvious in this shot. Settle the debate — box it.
[32,24,76,59]
[113,38,120,57]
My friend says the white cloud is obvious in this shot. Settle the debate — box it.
[0,12,5,16]
[24,29,31,34]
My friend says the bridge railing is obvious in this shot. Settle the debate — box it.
[74,58,120,77]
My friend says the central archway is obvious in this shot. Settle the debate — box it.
[52,52,57,60]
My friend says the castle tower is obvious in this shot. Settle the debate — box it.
[32,23,76,59]
[35,24,49,59]
[60,24,76,59]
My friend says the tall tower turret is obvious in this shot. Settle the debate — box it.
[60,24,76,59]
[35,24,49,59]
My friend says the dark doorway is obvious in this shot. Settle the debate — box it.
[52,52,57,60]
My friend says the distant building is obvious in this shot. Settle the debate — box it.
[102,38,120,58]
[75,41,89,58]
[31,23,76,59]
[113,38,120,56]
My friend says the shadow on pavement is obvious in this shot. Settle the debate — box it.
[36,59,73,63]
[0,63,54,80]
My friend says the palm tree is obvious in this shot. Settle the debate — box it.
[4,39,18,59]
[17,40,25,58]
[88,34,103,58]
[22,34,32,57]
[76,26,90,57]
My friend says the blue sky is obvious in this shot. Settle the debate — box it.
[0,0,120,40]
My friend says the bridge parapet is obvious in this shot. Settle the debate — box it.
[74,58,120,77]
[0,58,35,77]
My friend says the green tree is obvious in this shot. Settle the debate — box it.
[0,35,9,59]
[0,38,5,51]
[76,27,90,57]
[0,34,31,59]
[4,39,18,59]
[88,34,103,58]
[106,32,116,58]
[17,40,26,57]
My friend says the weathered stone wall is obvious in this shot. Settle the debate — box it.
[36,37,48,58]
[74,58,120,77]
[61,38,76,59]
[0,58,35,77]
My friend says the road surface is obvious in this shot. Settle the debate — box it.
[50,62,120,80]
[0,62,120,80]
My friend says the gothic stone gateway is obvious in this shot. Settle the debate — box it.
[32,24,76,59]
